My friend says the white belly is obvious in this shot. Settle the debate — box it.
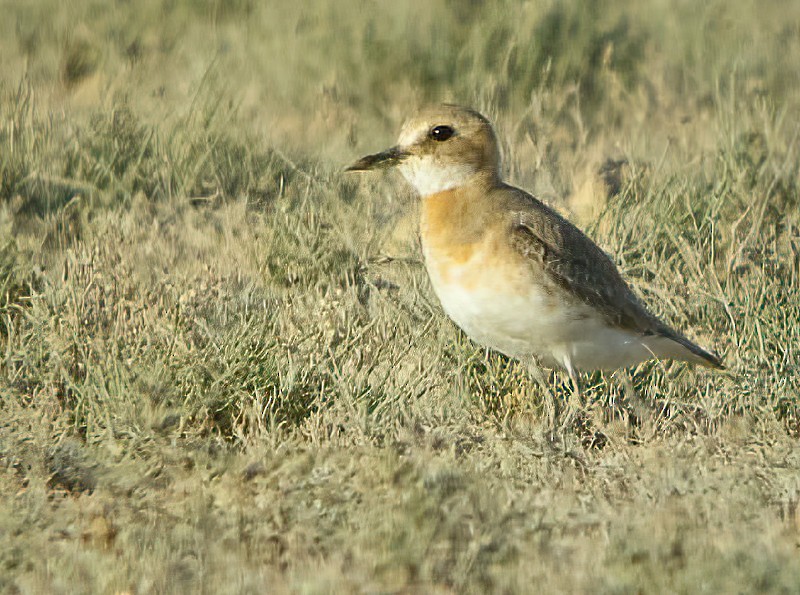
[431,270,562,360]
[424,248,655,371]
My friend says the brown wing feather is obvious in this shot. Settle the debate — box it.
[508,193,663,334]
[504,187,724,369]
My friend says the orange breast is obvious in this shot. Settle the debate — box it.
[420,189,534,295]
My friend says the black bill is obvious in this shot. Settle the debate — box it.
[345,146,408,171]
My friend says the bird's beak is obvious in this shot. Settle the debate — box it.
[345,146,408,172]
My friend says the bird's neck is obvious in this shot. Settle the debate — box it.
[419,175,499,249]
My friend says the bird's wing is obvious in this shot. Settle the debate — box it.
[505,187,724,369]
[507,192,664,336]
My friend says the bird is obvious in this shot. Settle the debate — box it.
[346,104,723,420]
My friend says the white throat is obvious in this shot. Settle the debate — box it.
[398,157,476,196]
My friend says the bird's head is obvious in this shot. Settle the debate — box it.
[346,104,501,196]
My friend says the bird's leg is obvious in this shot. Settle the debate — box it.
[560,359,585,432]
[563,374,581,431]
[568,368,584,411]
[564,366,613,448]
[527,361,559,434]
[617,370,653,427]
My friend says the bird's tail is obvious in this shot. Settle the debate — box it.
[645,332,725,369]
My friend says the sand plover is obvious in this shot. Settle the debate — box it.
[347,105,723,406]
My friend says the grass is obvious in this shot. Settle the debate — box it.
[1,0,800,592]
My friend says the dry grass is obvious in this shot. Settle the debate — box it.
[1,0,800,592]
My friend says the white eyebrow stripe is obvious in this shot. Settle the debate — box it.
[398,125,428,147]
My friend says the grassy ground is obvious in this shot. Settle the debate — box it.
[1,0,800,592]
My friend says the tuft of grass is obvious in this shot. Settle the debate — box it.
[0,0,800,592]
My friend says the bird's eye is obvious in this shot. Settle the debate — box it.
[429,125,455,142]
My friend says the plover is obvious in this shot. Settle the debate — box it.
[347,105,723,406]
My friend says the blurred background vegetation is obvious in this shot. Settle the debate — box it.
[1,0,800,592]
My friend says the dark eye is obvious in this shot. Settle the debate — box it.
[429,125,455,142]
